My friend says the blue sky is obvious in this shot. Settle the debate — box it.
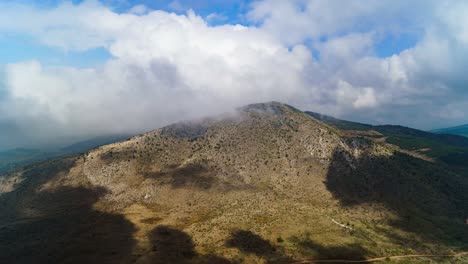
[0,0,249,67]
[0,34,111,67]
[1,0,251,68]
[0,0,467,150]
[111,0,249,20]
[0,0,419,67]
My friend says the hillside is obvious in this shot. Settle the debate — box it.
[433,124,468,138]
[0,135,132,174]
[307,111,468,169]
[1,102,467,264]
[0,148,50,174]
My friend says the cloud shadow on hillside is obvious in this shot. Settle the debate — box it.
[0,157,79,219]
[147,225,230,264]
[144,163,217,190]
[225,229,369,263]
[325,143,468,248]
[289,235,369,262]
[0,186,137,264]
[225,229,294,263]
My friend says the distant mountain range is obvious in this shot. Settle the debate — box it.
[432,124,468,138]
[0,135,132,174]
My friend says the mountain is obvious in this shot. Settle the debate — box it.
[432,124,468,138]
[307,111,468,169]
[0,135,132,174]
[1,102,467,263]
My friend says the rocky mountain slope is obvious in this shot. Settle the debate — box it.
[1,102,467,263]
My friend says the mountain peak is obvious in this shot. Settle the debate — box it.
[238,101,295,115]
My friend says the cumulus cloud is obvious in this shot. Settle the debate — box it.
[128,4,149,15]
[247,0,433,45]
[168,0,186,12]
[0,1,315,149]
[0,0,467,149]
[205,13,229,24]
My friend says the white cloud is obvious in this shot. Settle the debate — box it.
[0,2,316,148]
[128,4,149,15]
[0,0,128,51]
[247,0,433,45]
[205,13,228,24]
[168,0,186,12]
[353,88,378,109]
[0,0,468,148]
[334,81,377,110]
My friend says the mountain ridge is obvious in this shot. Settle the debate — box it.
[432,124,468,138]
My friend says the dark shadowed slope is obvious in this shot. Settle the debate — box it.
[326,141,468,248]
[0,188,136,264]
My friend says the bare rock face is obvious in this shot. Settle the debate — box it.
[1,102,467,264]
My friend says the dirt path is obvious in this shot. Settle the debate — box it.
[293,251,468,263]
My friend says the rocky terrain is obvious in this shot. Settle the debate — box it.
[1,102,467,263]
